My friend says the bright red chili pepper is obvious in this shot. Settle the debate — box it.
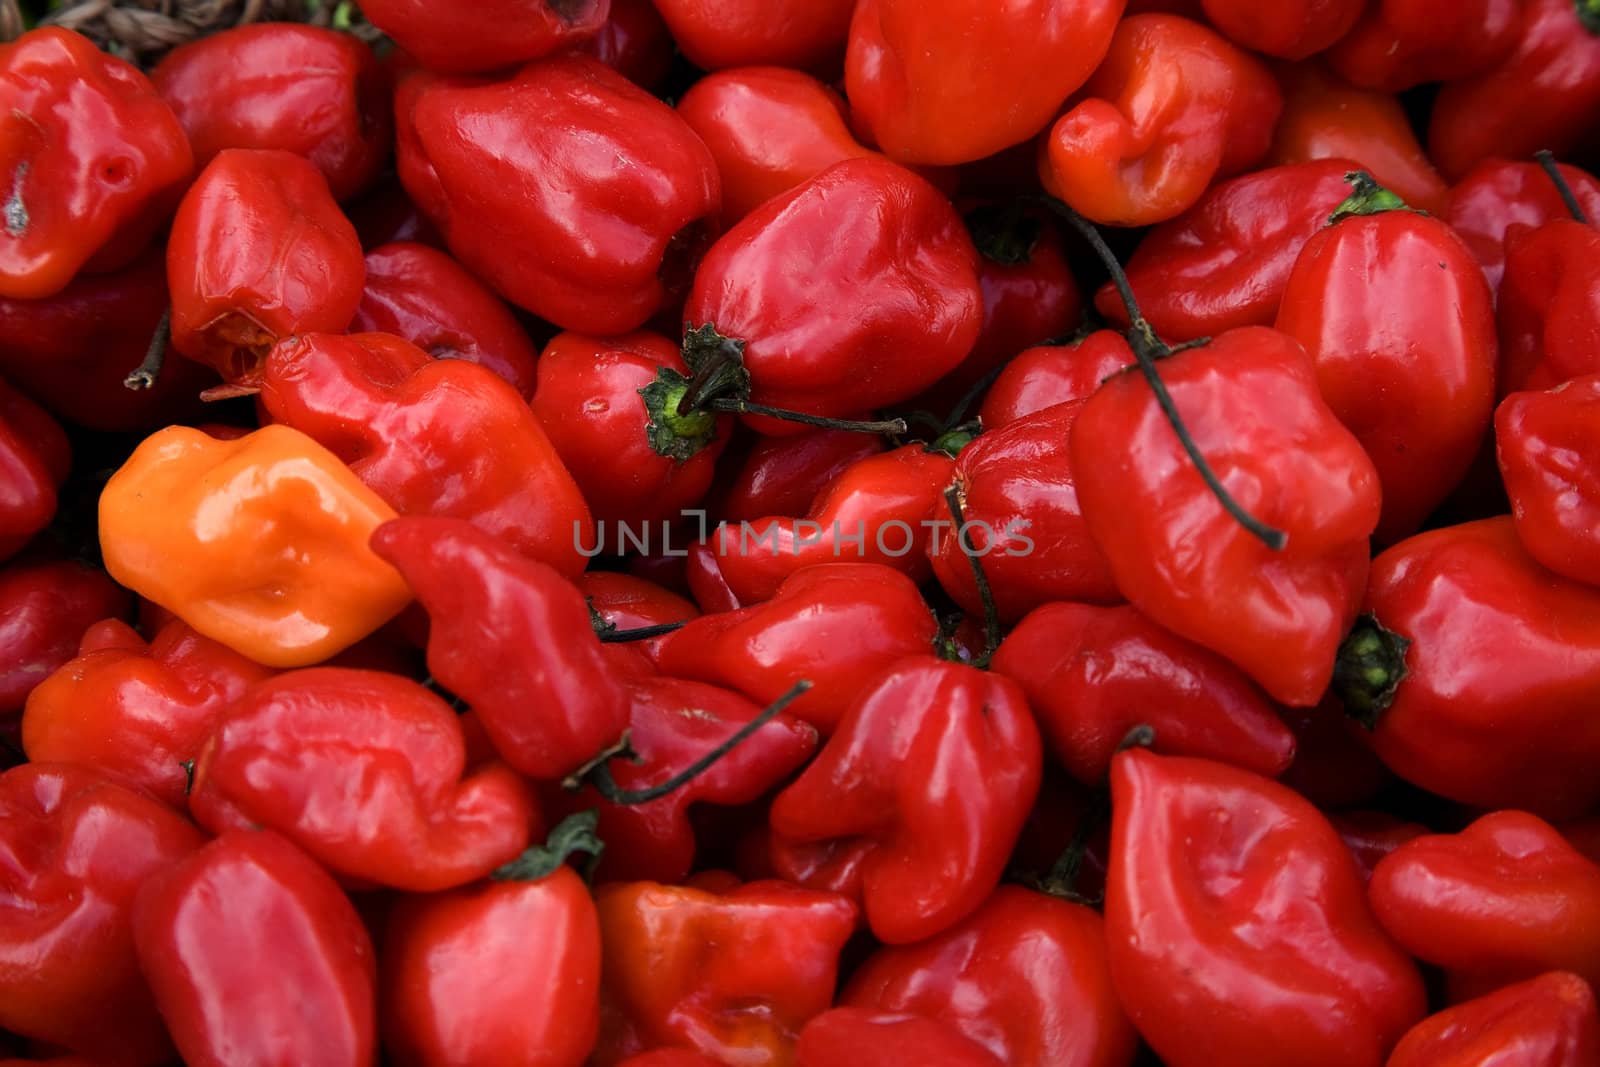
[1387,971,1600,1067]
[977,331,1134,430]
[360,0,610,74]
[592,879,857,1066]
[1106,749,1426,1067]
[1496,219,1600,394]
[260,331,593,577]
[770,657,1040,943]
[0,28,193,300]
[0,554,129,716]
[132,828,377,1067]
[649,0,854,71]
[579,571,699,634]
[845,0,1123,166]
[1199,0,1362,57]
[1498,373,1600,584]
[1445,157,1600,293]
[843,884,1137,1067]
[167,148,364,386]
[1040,14,1282,227]
[1370,811,1600,995]
[1428,0,1600,181]
[151,24,389,202]
[1092,159,1357,340]
[21,617,274,809]
[993,601,1295,783]
[0,376,68,562]
[0,763,204,1064]
[798,1009,1007,1067]
[350,242,540,399]
[1336,517,1600,817]
[371,516,630,781]
[650,562,939,733]
[1327,0,1521,91]
[395,55,720,335]
[713,428,885,522]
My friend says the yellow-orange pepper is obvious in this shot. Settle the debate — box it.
[99,424,411,667]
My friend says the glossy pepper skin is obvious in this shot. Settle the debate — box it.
[189,668,538,892]
[651,563,939,733]
[1428,0,1600,181]
[1327,0,1521,92]
[1274,179,1497,542]
[1106,750,1425,1067]
[684,156,981,430]
[1370,811,1600,994]
[797,1010,1006,1067]
[978,331,1134,429]
[770,657,1041,944]
[151,24,389,202]
[1072,327,1382,707]
[1199,0,1362,58]
[167,148,365,385]
[371,516,629,781]
[22,618,274,809]
[651,0,853,71]
[351,242,539,399]
[133,829,378,1067]
[0,376,69,562]
[580,571,698,632]
[396,55,720,335]
[0,556,129,716]
[1445,158,1600,293]
[260,331,593,577]
[1340,517,1600,817]
[1386,971,1600,1067]
[0,763,204,1064]
[843,885,1137,1067]
[531,330,728,527]
[592,879,857,1066]
[845,0,1124,166]
[575,0,675,91]
[0,28,193,300]
[99,424,411,669]
[993,602,1295,783]
[1041,15,1282,227]
[1498,374,1600,584]
[1496,220,1600,394]
[1093,160,1357,340]
[381,862,601,1067]
[360,0,609,74]
[715,429,883,521]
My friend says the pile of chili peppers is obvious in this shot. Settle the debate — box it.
[2,0,1600,1064]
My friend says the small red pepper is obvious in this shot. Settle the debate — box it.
[1199,0,1363,57]
[0,376,69,562]
[1498,373,1600,584]
[1445,157,1600,293]
[713,428,884,521]
[580,571,698,633]
[0,554,129,716]
[1327,0,1521,92]
[651,0,853,71]
[1388,971,1600,1067]
[977,331,1134,430]
[361,0,610,74]
[1496,219,1600,394]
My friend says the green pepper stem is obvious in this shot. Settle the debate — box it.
[492,809,606,883]
[1535,150,1591,224]
[1327,171,1417,224]
[124,307,170,391]
[944,483,1001,667]
[1332,613,1411,730]
[597,620,688,643]
[704,398,907,436]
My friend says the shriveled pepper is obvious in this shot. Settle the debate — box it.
[97,424,413,668]
[797,1010,1006,1067]
[1496,219,1600,394]
[1445,157,1600,293]
[0,375,69,562]
[1498,374,1600,584]
[0,28,193,300]
[260,330,593,577]
[1387,971,1600,1067]
[977,331,1134,430]
[0,763,204,1064]
[769,657,1041,944]
[1105,749,1426,1067]
[22,617,274,809]
[0,555,129,716]
[1040,14,1282,227]
[592,879,857,1066]
[1327,0,1521,92]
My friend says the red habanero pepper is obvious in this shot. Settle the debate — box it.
[1105,750,1426,1067]
[1370,811,1600,995]
[361,0,609,74]
[371,516,630,781]
[1327,0,1521,92]
[845,0,1124,166]
[977,331,1134,430]
[714,428,884,521]
[1334,517,1600,818]
[769,657,1041,944]
[1072,327,1381,707]
[22,618,274,810]
[1040,15,1282,227]
[530,330,730,526]
[151,24,389,202]
[1498,374,1600,585]
[1445,158,1600,294]
[930,400,1120,623]
[1199,0,1362,58]
[260,331,593,577]
[396,55,720,335]
[167,148,364,386]
[0,28,192,300]
[592,879,857,1066]
[0,555,128,716]
[132,829,378,1067]
[1275,174,1497,542]
[1496,220,1600,394]
[1092,160,1358,340]
[797,1009,1006,1067]
[0,763,204,1064]
[992,601,1295,784]
[843,885,1137,1067]
[188,668,538,892]
[651,0,853,71]
[650,562,939,733]
[350,242,540,398]
[1388,971,1600,1067]
[1428,0,1600,181]
[579,571,698,634]
[573,0,675,92]
[0,376,68,562]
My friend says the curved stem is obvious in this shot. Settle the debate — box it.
[492,809,606,884]
[1535,150,1591,224]
[597,620,687,643]
[123,308,170,391]
[705,398,907,436]
[944,483,1001,667]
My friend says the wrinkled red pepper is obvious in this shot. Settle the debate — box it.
[1498,374,1600,585]
[0,554,128,716]
[1445,157,1600,293]
[1387,971,1600,1066]
[1496,219,1600,394]
[977,331,1134,430]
